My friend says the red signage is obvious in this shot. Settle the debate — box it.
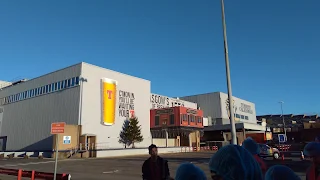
[51,122,65,134]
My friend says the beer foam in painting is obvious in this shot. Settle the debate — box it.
[101,78,117,126]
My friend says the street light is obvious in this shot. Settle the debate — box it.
[221,0,237,145]
[78,77,88,125]
[279,101,287,142]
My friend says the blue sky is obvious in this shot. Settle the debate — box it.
[0,0,319,115]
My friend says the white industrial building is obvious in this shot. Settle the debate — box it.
[180,92,266,132]
[0,62,153,151]
[0,62,265,152]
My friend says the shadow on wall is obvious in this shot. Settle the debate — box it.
[18,136,53,153]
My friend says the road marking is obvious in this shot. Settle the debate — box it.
[2,159,84,167]
[103,170,119,174]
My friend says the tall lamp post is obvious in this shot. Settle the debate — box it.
[279,101,287,142]
[221,0,237,145]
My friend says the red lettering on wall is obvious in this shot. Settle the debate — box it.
[107,90,113,99]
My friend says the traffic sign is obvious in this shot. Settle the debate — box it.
[51,122,65,134]
[278,134,286,143]
[63,136,71,144]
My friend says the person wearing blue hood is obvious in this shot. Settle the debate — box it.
[208,144,263,180]
[175,163,207,180]
[242,137,267,175]
[265,165,301,180]
[304,142,320,180]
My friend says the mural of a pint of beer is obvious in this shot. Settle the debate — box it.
[101,78,117,126]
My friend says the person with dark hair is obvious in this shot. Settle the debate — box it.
[242,137,267,175]
[142,144,172,180]
[208,144,263,180]
[265,165,301,180]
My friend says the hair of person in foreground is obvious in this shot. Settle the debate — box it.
[175,162,207,180]
[242,137,260,155]
[265,165,301,180]
[208,144,263,180]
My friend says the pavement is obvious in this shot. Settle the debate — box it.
[0,152,312,180]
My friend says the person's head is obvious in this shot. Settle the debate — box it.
[175,163,207,180]
[209,144,263,180]
[304,142,320,165]
[265,165,301,180]
[148,144,158,157]
[242,137,260,155]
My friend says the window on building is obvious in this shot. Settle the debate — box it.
[39,87,43,95]
[54,82,58,91]
[155,116,160,126]
[48,84,51,93]
[180,114,182,124]
[198,117,202,123]
[241,115,244,119]
[245,116,249,120]
[51,83,55,92]
[67,79,71,88]
[63,80,67,88]
[60,81,64,89]
[71,77,75,86]
[75,77,80,85]
[170,114,175,125]
[236,114,240,118]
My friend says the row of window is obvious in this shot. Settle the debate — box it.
[154,114,203,126]
[235,113,249,120]
[181,114,202,123]
[155,115,174,126]
[0,77,80,106]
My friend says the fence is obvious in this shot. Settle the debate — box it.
[0,168,71,180]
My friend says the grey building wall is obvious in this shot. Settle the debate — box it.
[0,64,82,151]
[180,92,223,125]
[80,63,152,149]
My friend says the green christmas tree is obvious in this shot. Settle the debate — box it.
[118,120,131,148]
[127,117,144,148]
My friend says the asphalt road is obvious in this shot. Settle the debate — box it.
[0,152,312,180]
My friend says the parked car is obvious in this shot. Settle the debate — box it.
[258,144,281,159]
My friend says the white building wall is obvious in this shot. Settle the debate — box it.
[180,92,257,125]
[203,117,209,127]
[150,93,197,109]
[219,92,257,124]
[80,63,152,149]
[0,81,11,89]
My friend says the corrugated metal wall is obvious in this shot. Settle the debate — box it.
[0,64,82,151]
[180,92,221,120]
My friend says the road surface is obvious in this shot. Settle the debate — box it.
[0,152,311,179]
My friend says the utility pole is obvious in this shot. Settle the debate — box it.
[221,0,237,145]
